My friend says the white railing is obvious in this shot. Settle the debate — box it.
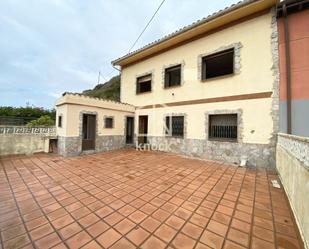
[0,126,56,135]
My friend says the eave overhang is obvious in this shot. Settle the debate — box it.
[112,0,277,68]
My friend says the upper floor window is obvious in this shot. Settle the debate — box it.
[165,116,184,138]
[104,117,114,128]
[209,114,237,141]
[58,116,62,128]
[164,64,181,88]
[202,48,234,80]
[136,74,152,94]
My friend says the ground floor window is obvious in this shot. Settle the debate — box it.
[104,117,114,128]
[165,116,184,138]
[209,114,237,141]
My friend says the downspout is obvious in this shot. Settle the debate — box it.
[283,3,292,134]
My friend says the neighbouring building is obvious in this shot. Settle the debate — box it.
[56,0,280,167]
[277,0,309,136]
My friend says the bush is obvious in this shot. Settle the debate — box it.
[26,115,55,127]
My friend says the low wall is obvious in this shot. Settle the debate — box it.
[276,133,309,249]
[0,127,56,156]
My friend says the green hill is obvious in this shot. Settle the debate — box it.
[83,75,120,101]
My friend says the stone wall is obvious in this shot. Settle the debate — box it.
[57,135,126,157]
[147,136,275,168]
[276,133,309,249]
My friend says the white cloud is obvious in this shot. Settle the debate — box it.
[0,0,239,108]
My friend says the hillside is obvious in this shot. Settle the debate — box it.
[82,75,120,101]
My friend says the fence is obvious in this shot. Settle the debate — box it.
[0,126,56,135]
[0,116,38,126]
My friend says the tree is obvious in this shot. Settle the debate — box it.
[26,115,55,127]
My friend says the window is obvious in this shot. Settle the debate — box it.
[202,48,234,80]
[104,117,114,128]
[136,74,152,94]
[58,116,62,128]
[165,64,181,88]
[165,116,184,137]
[209,114,237,141]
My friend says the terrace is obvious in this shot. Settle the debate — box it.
[0,149,303,249]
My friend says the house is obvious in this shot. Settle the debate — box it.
[112,0,279,168]
[56,93,135,157]
[56,0,280,167]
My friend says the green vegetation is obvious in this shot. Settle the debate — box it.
[0,106,56,120]
[83,75,120,101]
[0,106,56,126]
[26,115,55,127]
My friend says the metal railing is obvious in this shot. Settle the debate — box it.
[209,125,237,140]
[0,126,56,135]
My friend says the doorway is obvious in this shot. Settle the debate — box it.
[126,117,134,144]
[138,115,148,144]
[82,114,96,151]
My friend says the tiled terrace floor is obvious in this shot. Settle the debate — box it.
[0,149,304,249]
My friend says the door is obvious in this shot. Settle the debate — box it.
[82,114,96,151]
[126,117,134,144]
[138,115,148,144]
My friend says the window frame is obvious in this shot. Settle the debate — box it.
[104,116,114,129]
[165,115,185,138]
[201,48,235,81]
[136,74,152,94]
[208,114,238,142]
[164,64,182,88]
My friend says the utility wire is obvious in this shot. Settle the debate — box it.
[128,0,167,53]
[97,0,166,83]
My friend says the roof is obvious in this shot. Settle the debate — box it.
[112,0,277,67]
[56,92,135,112]
[277,0,309,17]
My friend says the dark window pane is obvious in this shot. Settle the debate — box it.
[58,116,62,128]
[165,65,181,88]
[105,117,113,128]
[172,116,184,137]
[202,48,234,80]
[137,74,152,94]
[209,114,237,141]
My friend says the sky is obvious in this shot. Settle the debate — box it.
[0,0,239,109]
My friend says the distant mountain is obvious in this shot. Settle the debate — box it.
[82,75,120,101]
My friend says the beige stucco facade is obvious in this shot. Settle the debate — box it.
[120,11,276,145]
[121,12,274,109]
[56,93,134,137]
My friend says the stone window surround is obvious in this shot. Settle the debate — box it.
[161,61,185,89]
[205,109,243,143]
[78,111,98,152]
[135,70,155,95]
[197,42,242,82]
[103,115,114,129]
[163,113,187,139]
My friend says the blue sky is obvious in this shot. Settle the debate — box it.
[0,0,238,108]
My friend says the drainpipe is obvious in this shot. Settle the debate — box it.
[283,3,292,134]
